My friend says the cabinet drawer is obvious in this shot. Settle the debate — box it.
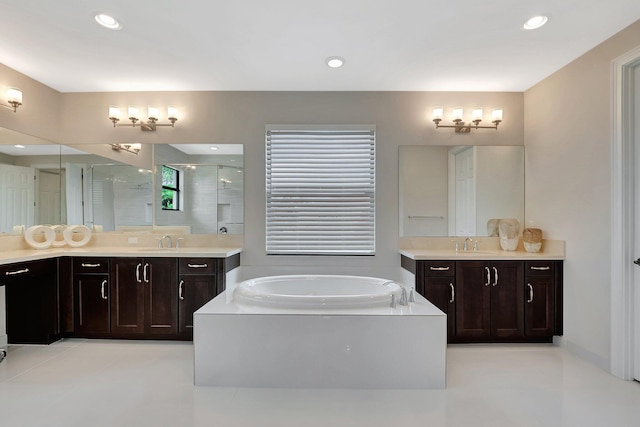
[179,258,215,274]
[74,257,110,274]
[0,259,56,282]
[524,261,555,276]
[423,261,455,276]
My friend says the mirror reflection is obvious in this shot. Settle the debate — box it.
[84,143,244,234]
[399,145,524,237]
[0,128,66,233]
[0,128,244,236]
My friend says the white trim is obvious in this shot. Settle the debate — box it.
[611,45,640,380]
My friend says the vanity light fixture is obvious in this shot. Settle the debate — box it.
[110,143,142,155]
[108,105,178,131]
[1,88,22,112]
[432,107,503,133]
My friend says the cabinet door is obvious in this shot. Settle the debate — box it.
[525,276,555,336]
[110,258,145,335]
[424,276,456,339]
[455,261,491,339]
[489,261,524,338]
[178,274,216,337]
[145,258,178,335]
[3,259,59,344]
[75,275,110,335]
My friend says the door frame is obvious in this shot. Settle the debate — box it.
[611,45,640,380]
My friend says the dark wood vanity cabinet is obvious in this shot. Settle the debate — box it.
[73,258,111,336]
[110,258,178,337]
[407,256,563,343]
[418,261,456,338]
[178,258,222,339]
[455,261,524,341]
[1,259,60,344]
[524,261,561,337]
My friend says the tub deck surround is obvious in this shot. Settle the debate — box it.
[194,275,447,389]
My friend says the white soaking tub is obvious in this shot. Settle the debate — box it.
[194,274,446,389]
[232,275,403,309]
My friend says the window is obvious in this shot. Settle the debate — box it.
[266,126,375,255]
[161,165,180,210]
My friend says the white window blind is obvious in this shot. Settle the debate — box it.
[266,127,375,255]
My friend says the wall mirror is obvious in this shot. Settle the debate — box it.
[399,145,524,237]
[0,127,65,234]
[67,143,244,235]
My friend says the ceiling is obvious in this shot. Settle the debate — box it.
[1,0,640,93]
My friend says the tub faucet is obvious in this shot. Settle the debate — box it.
[161,235,173,248]
[399,287,408,306]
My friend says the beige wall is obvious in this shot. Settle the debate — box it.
[0,63,61,142]
[525,19,640,369]
[56,91,523,269]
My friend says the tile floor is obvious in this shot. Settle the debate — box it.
[1,340,639,427]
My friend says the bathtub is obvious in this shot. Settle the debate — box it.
[194,273,446,389]
[232,275,403,309]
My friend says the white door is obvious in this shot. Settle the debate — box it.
[37,169,62,225]
[0,163,35,233]
[454,147,476,236]
[634,63,640,382]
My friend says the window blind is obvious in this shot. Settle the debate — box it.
[266,128,375,255]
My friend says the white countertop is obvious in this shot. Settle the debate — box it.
[0,246,242,266]
[399,248,564,261]
[399,237,565,260]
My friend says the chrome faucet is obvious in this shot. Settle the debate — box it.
[463,237,473,251]
[161,235,173,248]
[399,287,408,305]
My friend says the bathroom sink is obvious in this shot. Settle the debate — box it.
[456,250,498,256]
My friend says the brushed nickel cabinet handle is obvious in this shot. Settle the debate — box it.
[429,266,450,271]
[101,280,108,300]
[449,283,455,303]
[527,283,534,303]
[484,267,490,286]
[81,263,100,268]
[143,263,149,283]
[179,280,185,301]
[187,263,208,268]
[492,267,499,286]
[5,268,29,276]
[136,263,142,283]
[530,266,550,271]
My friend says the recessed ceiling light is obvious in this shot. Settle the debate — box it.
[326,56,346,68]
[523,15,548,30]
[95,13,122,30]
[14,144,24,149]
[210,146,219,150]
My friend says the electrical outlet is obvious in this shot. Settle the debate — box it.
[128,237,138,244]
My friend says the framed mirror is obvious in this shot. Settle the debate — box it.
[399,145,524,237]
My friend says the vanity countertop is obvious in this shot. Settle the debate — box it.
[399,237,565,261]
[0,246,243,266]
[399,248,564,261]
